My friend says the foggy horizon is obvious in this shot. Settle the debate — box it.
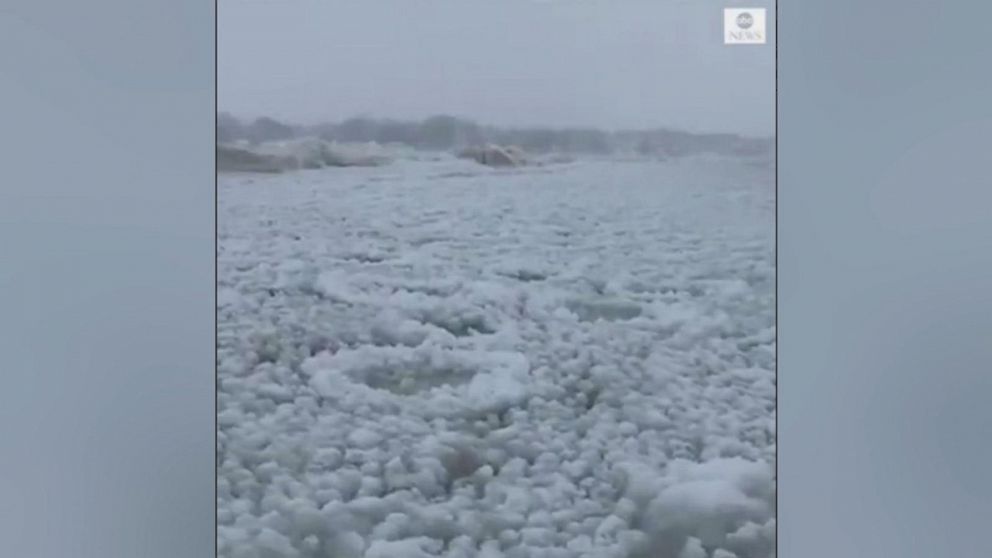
[217,110,776,140]
[219,0,775,137]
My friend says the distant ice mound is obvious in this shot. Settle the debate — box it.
[217,138,392,173]
[216,145,290,173]
[456,144,529,167]
[255,138,393,169]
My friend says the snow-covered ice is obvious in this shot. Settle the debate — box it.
[218,155,775,558]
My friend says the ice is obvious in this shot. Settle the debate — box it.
[219,137,393,171]
[349,428,384,449]
[256,528,300,557]
[218,286,241,307]
[678,537,707,558]
[218,157,774,557]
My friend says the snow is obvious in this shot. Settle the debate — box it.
[218,155,775,558]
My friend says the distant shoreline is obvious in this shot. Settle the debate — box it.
[218,113,774,159]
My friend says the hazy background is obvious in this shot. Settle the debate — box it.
[219,0,775,136]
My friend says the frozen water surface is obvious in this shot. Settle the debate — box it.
[218,156,775,558]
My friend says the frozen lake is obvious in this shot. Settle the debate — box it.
[218,156,776,558]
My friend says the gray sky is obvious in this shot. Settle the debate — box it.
[219,0,775,136]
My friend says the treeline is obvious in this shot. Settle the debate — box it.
[217,113,772,158]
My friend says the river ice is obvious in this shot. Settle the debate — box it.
[218,155,775,558]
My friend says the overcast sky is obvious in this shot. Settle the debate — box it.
[219,0,775,136]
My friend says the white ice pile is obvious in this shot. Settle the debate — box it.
[456,145,530,167]
[218,138,393,173]
[218,157,775,558]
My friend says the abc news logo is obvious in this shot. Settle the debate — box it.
[725,8,767,44]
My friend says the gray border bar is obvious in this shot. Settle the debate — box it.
[1,2,215,557]
[779,1,992,556]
